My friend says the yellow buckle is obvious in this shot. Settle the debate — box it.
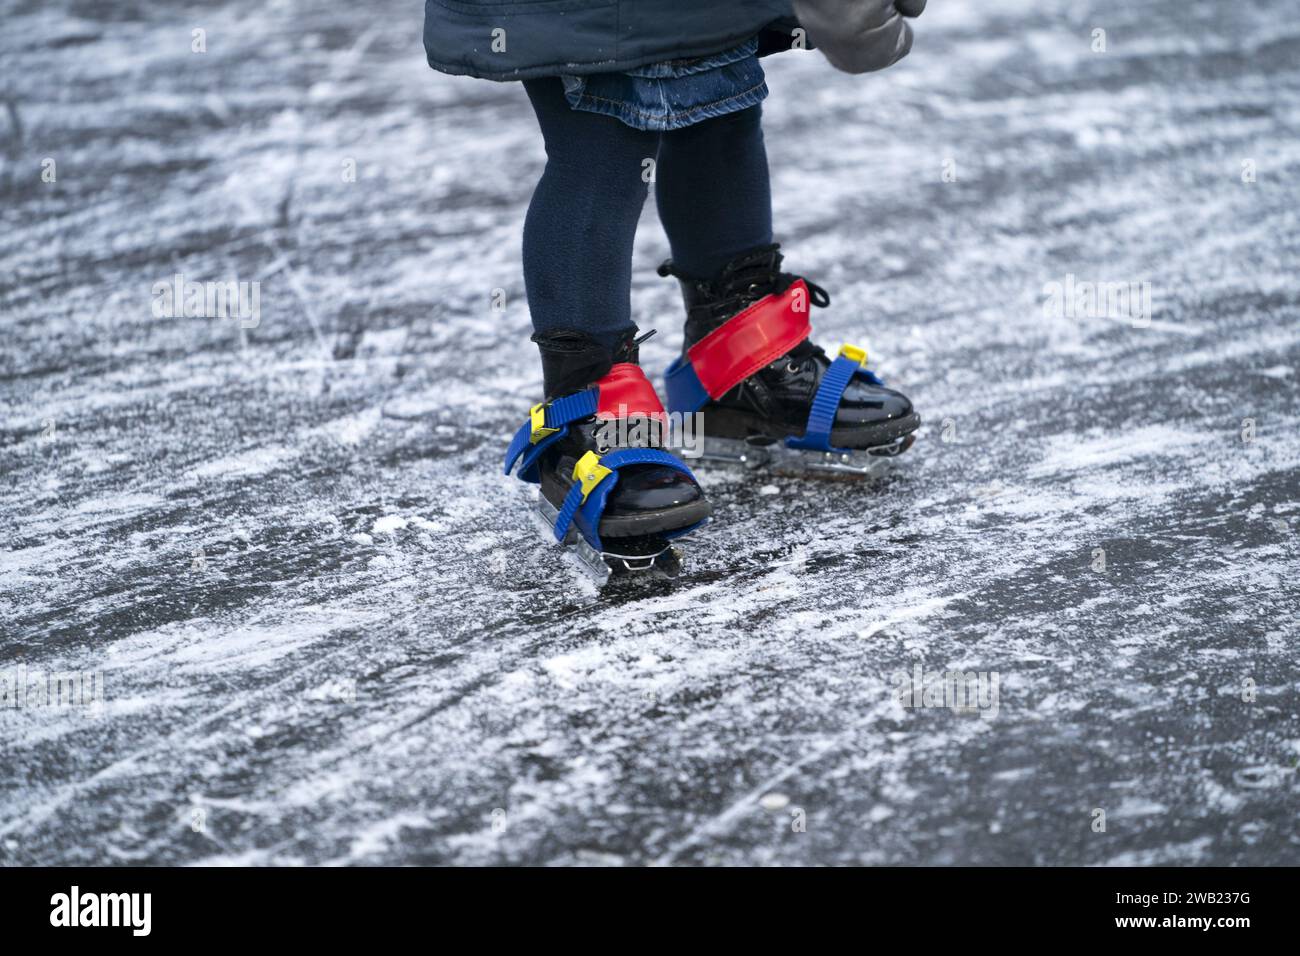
[529,403,558,444]
[838,343,868,367]
[572,451,613,503]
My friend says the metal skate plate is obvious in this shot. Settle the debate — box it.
[534,496,684,586]
[698,433,914,478]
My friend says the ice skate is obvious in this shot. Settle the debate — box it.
[505,331,711,584]
[660,244,920,478]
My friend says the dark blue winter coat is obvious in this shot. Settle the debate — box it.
[423,0,801,82]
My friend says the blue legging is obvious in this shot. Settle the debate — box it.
[522,77,772,352]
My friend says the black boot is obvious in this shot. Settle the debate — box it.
[512,328,710,541]
[660,244,920,456]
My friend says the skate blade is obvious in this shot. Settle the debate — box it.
[698,433,914,478]
[534,496,686,586]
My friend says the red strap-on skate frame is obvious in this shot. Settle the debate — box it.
[687,280,813,400]
[595,363,667,422]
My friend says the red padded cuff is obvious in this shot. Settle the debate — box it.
[686,280,813,400]
[595,363,666,421]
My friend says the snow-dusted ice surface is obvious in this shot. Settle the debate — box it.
[1,0,1298,865]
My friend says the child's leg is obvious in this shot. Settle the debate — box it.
[509,80,711,568]
[522,78,658,361]
[653,104,772,280]
[654,103,920,471]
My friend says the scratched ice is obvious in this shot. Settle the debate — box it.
[1,0,1297,865]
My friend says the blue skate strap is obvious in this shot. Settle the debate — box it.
[786,350,886,453]
[553,448,697,552]
[503,389,600,483]
[663,355,711,414]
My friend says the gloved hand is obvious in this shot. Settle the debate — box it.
[794,0,927,75]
